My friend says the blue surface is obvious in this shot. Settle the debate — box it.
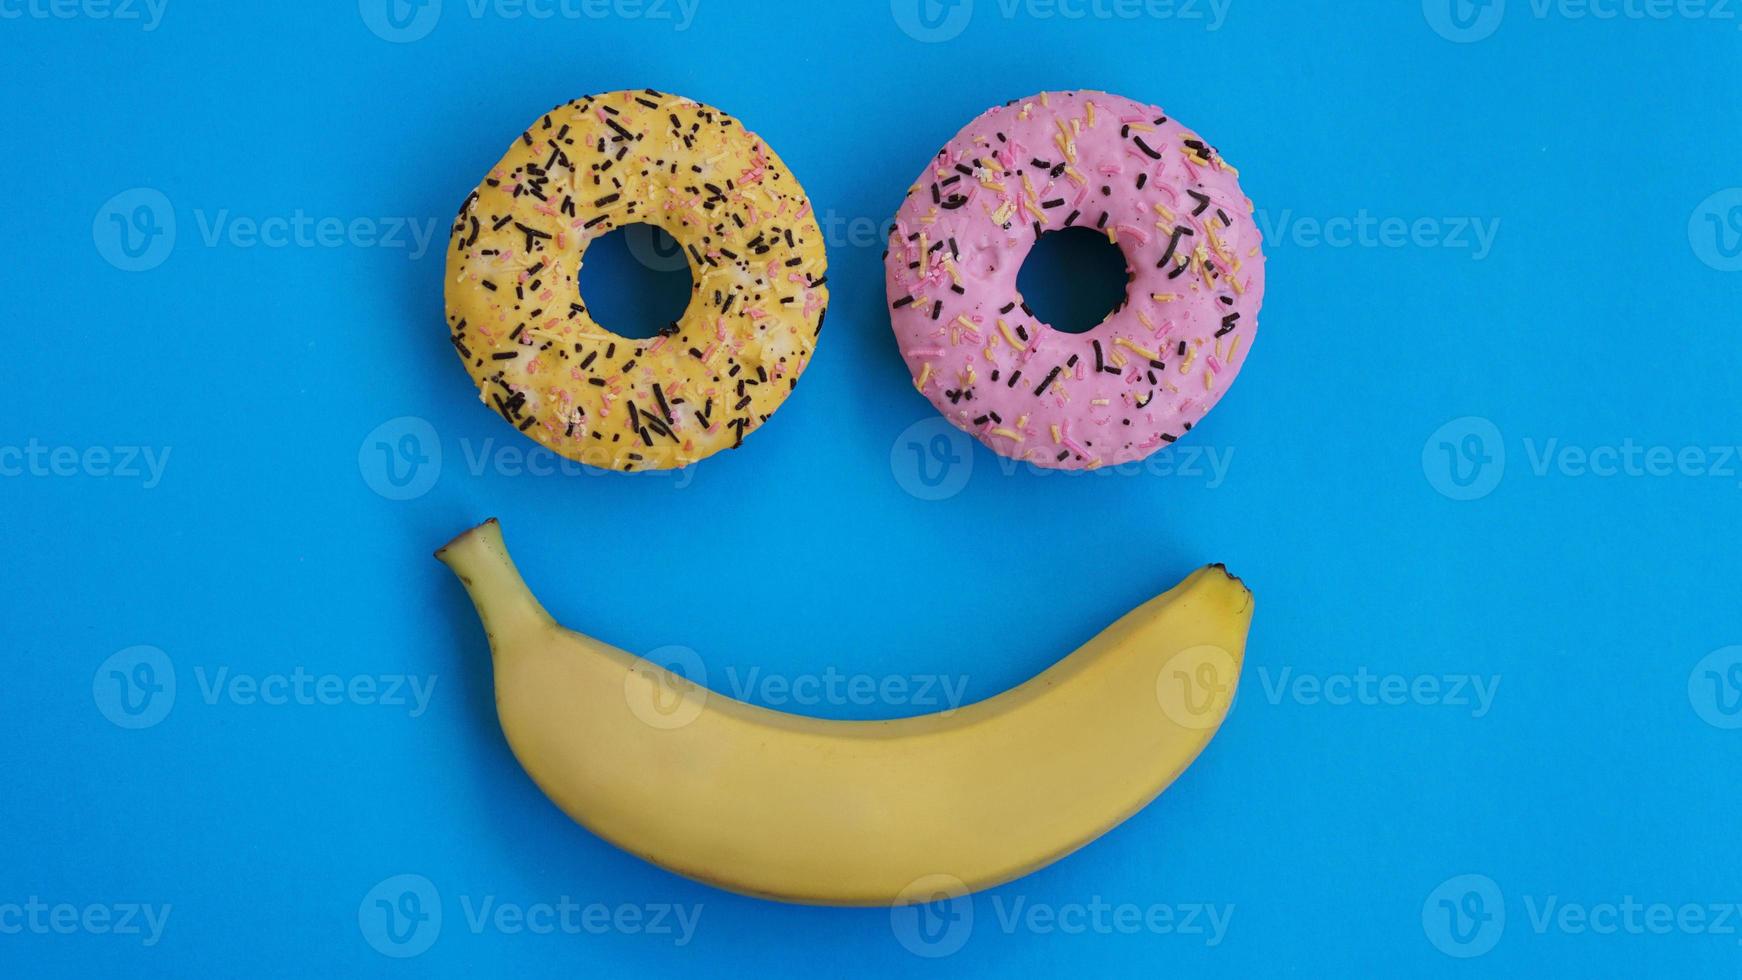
[4,1,1741,975]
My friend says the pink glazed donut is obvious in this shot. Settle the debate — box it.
[885,91,1265,469]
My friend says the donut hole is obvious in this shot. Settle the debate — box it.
[576,223,696,341]
[1015,227,1132,335]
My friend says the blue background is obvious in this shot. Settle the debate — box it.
[4,0,1740,975]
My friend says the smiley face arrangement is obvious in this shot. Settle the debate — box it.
[446,90,829,471]
[434,91,1265,907]
[886,90,1266,470]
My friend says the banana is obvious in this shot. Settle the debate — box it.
[437,519,1252,907]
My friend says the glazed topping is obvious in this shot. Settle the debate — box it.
[447,90,829,471]
[885,90,1264,470]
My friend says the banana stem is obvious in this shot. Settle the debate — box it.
[435,519,553,646]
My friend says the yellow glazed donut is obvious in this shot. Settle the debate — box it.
[446,90,829,471]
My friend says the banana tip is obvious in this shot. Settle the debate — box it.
[435,518,501,561]
[1205,563,1250,594]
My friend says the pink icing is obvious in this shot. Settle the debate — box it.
[885,90,1266,470]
